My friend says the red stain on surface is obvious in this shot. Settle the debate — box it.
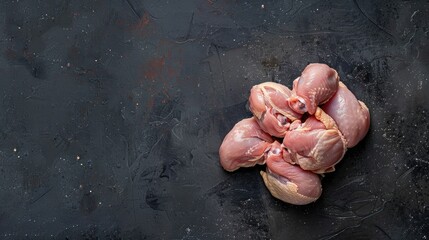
[143,57,165,80]
[4,48,17,60]
[139,46,184,117]
[167,66,177,78]
[131,12,154,37]
[134,12,151,31]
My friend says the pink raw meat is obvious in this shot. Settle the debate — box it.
[218,63,371,205]
[283,108,347,174]
[219,117,273,172]
[260,141,322,205]
[249,82,302,137]
[322,82,370,148]
[288,63,339,115]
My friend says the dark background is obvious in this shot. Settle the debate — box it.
[0,0,428,239]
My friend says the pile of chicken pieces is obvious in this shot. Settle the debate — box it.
[219,63,370,205]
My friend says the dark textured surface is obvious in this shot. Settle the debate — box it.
[0,0,428,239]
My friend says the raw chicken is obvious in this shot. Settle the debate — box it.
[288,63,339,115]
[283,108,347,173]
[218,63,370,205]
[219,117,273,172]
[322,82,370,148]
[260,141,322,205]
[248,82,301,137]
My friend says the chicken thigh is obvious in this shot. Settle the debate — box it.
[249,82,302,137]
[322,82,370,148]
[288,63,339,115]
[283,109,347,173]
[219,117,274,172]
[260,141,322,205]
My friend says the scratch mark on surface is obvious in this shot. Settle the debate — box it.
[283,0,320,20]
[318,223,361,240]
[374,224,392,239]
[402,28,416,50]
[30,187,53,205]
[175,12,196,44]
[125,0,141,19]
[133,134,165,184]
[120,134,137,224]
[171,123,183,140]
[124,0,157,20]
[353,0,396,42]
[395,166,416,185]
[212,44,227,96]
[266,29,343,37]
[369,55,405,64]
[359,199,386,220]
[205,178,231,195]
[410,10,420,23]
[282,0,294,14]
[322,206,357,220]
[335,175,366,191]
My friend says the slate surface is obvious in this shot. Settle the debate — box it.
[0,0,428,239]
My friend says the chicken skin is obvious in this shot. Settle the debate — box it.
[260,141,322,205]
[283,110,347,174]
[288,63,339,115]
[322,82,370,148]
[249,82,302,137]
[219,117,274,172]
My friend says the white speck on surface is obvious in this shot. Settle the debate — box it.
[185,227,191,234]
[13,148,17,152]
[417,80,423,90]
[261,4,265,9]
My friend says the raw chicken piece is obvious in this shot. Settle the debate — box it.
[219,117,274,172]
[217,63,371,205]
[260,141,322,205]
[322,81,370,148]
[283,108,347,173]
[288,63,339,115]
[249,82,302,137]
